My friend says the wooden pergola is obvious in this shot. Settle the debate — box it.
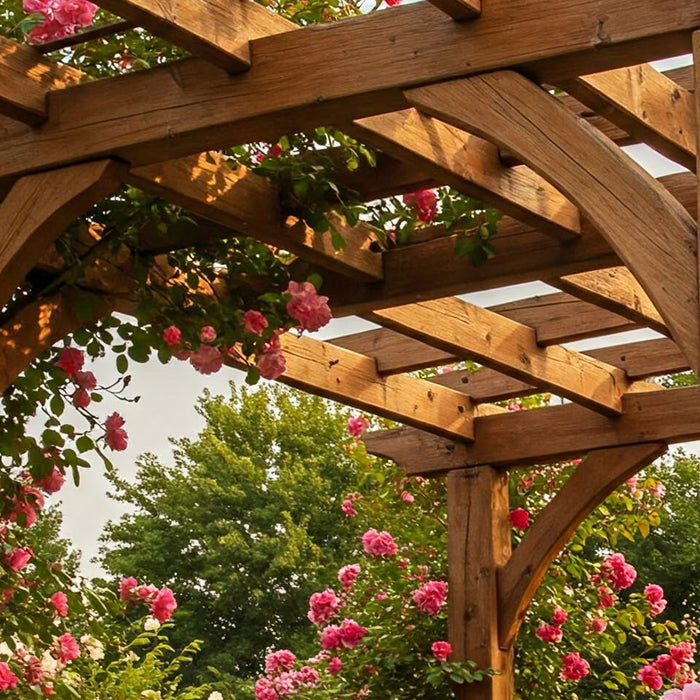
[2,0,700,696]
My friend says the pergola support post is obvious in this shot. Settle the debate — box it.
[447,467,513,699]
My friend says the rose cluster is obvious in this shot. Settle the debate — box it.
[119,577,178,623]
[23,0,98,44]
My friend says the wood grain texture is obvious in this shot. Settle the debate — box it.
[129,154,382,281]
[407,72,700,377]
[3,0,700,178]
[97,0,295,72]
[448,468,514,699]
[0,36,84,123]
[498,442,666,648]
[0,160,124,308]
[428,0,480,21]
[363,386,700,472]
[554,266,667,335]
[369,297,630,415]
[349,110,580,241]
[561,64,696,171]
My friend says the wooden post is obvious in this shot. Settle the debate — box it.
[447,467,513,700]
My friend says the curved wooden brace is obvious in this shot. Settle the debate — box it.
[497,441,667,649]
[0,159,124,308]
[406,71,700,378]
[0,289,115,394]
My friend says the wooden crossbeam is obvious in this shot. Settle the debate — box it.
[0,36,84,123]
[560,64,696,171]
[427,0,480,21]
[129,154,382,281]
[498,442,667,648]
[3,0,700,179]
[0,160,124,309]
[332,292,638,373]
[407,72,700,377]
[364,385,700,472]
[695,33,700,332]
[369,298,630,415]
[96,0,295,73]
[349,110,580,241]
[553,267,667,335]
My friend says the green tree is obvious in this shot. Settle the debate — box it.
[99,384,368,684]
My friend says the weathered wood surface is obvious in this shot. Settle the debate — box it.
[96,0,295,73]
[129,154,382,281]
[562,64,696,171]
[363,386,700,472]
[428,0,480,21]
[2,0,700,178]
[498,443,666,648]
[554,267,667,335]
[349,110,580,241]
[369,298,630,414]
[333,292,638,373]
[0,160,124,309]
[407,72,700,377]
[0,36,84,123]
[448,468,513,699]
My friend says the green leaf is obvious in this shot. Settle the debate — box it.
[116,354,129,374]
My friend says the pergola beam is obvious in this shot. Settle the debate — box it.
[2,0,700,179]
[364,386,700,472]
[427,0,480,21]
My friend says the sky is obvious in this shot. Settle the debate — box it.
[52,56,699,578]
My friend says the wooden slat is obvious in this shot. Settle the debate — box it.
[369,297,630,415]
[448,467,514,700]
[428,0,480,21]
[561,64,696,171]
[553,266,667,335]
[407,72,700,377]
[363,386,700,473]
[0,36,84,123]
[332,292,638,373]
[3,0,700,178]
[349,110,580,241]
[266,334,476,440]
[0,160,124,308]
[498,442,666,649]
[129,154,383,281]
[96,0,295,73]
[35,20,136,54]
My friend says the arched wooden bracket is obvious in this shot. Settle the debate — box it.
[0,159,125,309]
[405,71,700,378]
[497,441,667,649]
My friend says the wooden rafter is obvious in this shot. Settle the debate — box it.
[364,386,700,472]
[498,442,667,648]
[427,0,480,21]
[561,64,696,171]
[0,160,124,308]
[368,298,630,415]
[349,110,580,241]
[2,0,700,178]
[407,72,700,377]
[96,0,296,73]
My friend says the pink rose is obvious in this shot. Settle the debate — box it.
[5,546,33,572]
[361,528,397,557]
[105,412,128,451]
[163,325,182,347]
[285,281,332,332]
[400,490,414,503]
[254,678,278,700]
[243,310,268,335]
[639,664,663,690]
[55,632,80,663]
[670,642,696,665]
[337,564,360,589]
[307,588,340,626]
[0,662,18,691]
[431,641,452,662]
[72,388,90,409]
[257,348,286,380]
[53,0,98,26]
[561,652,590,681]
[412,580,447,616]
[50,591,68,617]
[552,607,568,626]
[199,325,217,344]
[338,618,368,649]
[119,576,138,601]
[74,370,97,390]
[601,552,637,590]
[597,585,616,608]
[341,499,357,517]
[591,618,607,633]
[55,348,84,377]
[655,654,679,678]
[150,586,177,622]
[347,415,370,438]
[508,507,530,530]
[35,466,65,494]
[264,649,296,676]
[536,623,563,643]
[190,344,224,374]
[645,583,667,617]
[327,656,342,675]
[403,189,438,223]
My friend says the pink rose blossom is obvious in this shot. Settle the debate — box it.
[327,656,342,675]
[199,325,217,343]
[341,498,358,516]
[400,490,414,503]
[163,326,182,347]
[50,591,68,617]
[653,482,667,499]
[5,546,33,572]
[53,0,97,26]
[257,348,286,380]
[560,652,590,681]
[656,654,680,678]
[35,466,65,494]
[597,585,616,608]
[150,586,177,622]
[265,649,296,676]
[626,475,638,493]
[307,588,340,626]
[27,17,72,43]
[338,564,360,589]
[536,624,563,643]
[55,632,80,663]
[347,415,370,438]
[639,664,664,690]
[173,348,191,361]
[254,678,278,700]
[338,618,368,649]
[601,552,637,590]
[74,370,97,390]
[403,189,438,223]
[320,625,343,650]
[661,681,700,699]
[190,344,224,374]
[508,507,530,530]
[0,662,18,691]
[105,412,128,451]
[55,348,84,377]
[552,607,568,626]
[591,617,607,633]
[361,528,397,557]
[138,583,159,599]
[73,388,90,409]
[243,310,268,335]
[670,642,696,666]
[431,641,452,661]
[285,281,332,332]
[7,485,44,528]
[119,576,138,601]
[412,580,447,616]
[645,583,667,617]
